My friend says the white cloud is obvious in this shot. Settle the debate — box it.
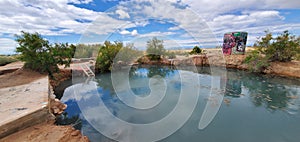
[68,0,93,4]
[248,10,285,20]
[168,26,181,31]
[0,0,300,54]
[182,0,300,19]
[0,0,133,54]
[209,10,285,33]
[134,20,149,27]
[137,31,176,38]
[119,29,138,36]
[116,9,130,19]
[0,38,17,55]
[131,29,138,36]
[120,30,131,35]
[0,0,100,35]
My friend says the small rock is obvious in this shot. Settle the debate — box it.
[57,110,64,115]
[16,107,27,111]
[62,104,67,110]
[71,130,81,136]
[51,106,58,109]
[49,94,56,99]
[288,96,298,99]
[53,108,59,114]
[83,136,89,141]
[9,88,16,91]
[224,99,231,105]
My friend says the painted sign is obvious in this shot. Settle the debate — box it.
[222,32,248,55]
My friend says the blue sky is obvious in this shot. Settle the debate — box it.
[0,0,300,54]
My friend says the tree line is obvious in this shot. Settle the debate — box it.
[14,30,299,76]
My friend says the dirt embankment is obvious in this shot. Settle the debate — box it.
[203,54,300,78]
[0,120,89,142]
[0,66,89,142]
[265,61,300,78]
[139,54,300,78]
[50,69,72,89]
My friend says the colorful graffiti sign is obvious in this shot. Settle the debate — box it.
[222,32,248,55]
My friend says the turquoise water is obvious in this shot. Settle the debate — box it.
[60,65,300,142]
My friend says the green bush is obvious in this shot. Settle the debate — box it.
[189,46,202,54]
[15,31,73,76]
[245,30,300,72]
[146,37,166,61]
[244,50,269,72]
[256,30,300,62]
[95,41,122,73]
[95,41,142,73]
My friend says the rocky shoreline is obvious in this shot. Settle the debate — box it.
[138,54,300,78]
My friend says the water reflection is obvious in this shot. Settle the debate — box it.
[222,69,300,112]
[59,66,300,142]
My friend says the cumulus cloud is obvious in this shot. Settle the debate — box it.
[68,0,93,4]
[131,29,138,36]
[0,0,100,35]
[127,0,299,47]
[0,0,131,54]
[116,9,130,19]
[136,31,176,38]
[0,0,300,53]
[120,30,131,35]
[116,0,219,46]
[168,26,181,31]
[182,0,300,19]
[0,38,17,55]
[119,29,138,36]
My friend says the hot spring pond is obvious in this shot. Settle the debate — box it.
[59,65,300,142]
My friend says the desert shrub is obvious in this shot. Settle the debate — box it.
[189,46,202,54]
[245,30,300,72]
[256,30,300,62]
[95,41,122,73]
[146,37,166,61]
[95,41,142,73]
[15,31,73,76]
[244,50,269,72]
